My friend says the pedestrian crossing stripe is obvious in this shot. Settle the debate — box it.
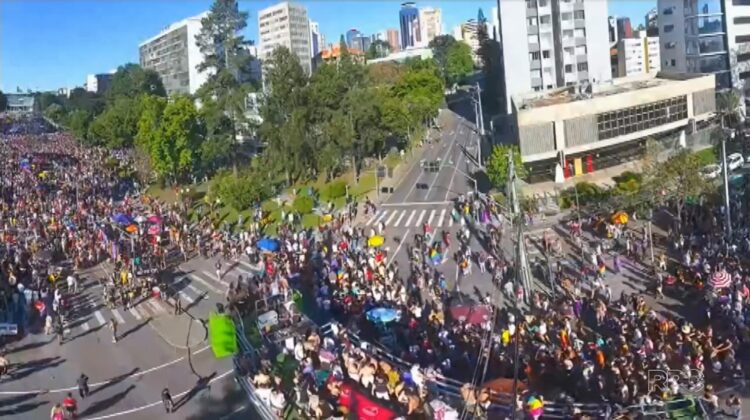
[405,210,416,227]
[111,308,126,324]
[365,212,380,226]
[448,215,455,227]
[148,299,169,314]
[393,211,406,227]
[427,209,436,225]
[129,307,143,321]
[437,209,446,227]
[94,310,106,326]
[415,209,427,227]
[186,284,201,295]
[188,274,222,294]
[375,211,388,225]
[178,290,194,304]
[385,211,398,225]
[203,270,230,287]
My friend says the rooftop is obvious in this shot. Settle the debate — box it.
[513,72,708,110]
[138,11,208,47]
[319,46,364,59]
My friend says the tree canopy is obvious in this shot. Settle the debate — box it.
[445,41,474,84]
[107,64,166,100]
[486,144,525,188]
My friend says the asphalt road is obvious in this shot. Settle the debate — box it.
[0,253,265,420]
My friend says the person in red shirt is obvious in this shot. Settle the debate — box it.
[62,392,77,417]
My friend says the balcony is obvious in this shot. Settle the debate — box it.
[531,59,542,70]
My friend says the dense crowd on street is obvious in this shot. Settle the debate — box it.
[0,112,747,419]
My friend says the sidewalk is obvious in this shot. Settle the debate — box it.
[148,311,207,350]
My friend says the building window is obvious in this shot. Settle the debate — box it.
[562,12,572,21]
[665,41,676,49]
[563,30,574,39]
[671,59,676,66]
[526,0,537,8]
[542,50,551,58]
[540,15,551,24]
[663,7,673,15]
[577,62,588,71]
[664,24,674,33]
[574,10,585,19]
[538,0,549,6]
[737,35,750,43]
[527,17,538,26]
[547,85,554,89]
[597,96,687,140]
[575,45,587,55]
[528,35,538,44]
[530,51,541,60]
[574,28,586,38]
[565,64,573,73]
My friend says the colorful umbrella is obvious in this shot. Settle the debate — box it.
[147,225,161,235]
[125,224,138,234]
[710,270,731,288]
[527,396,544,417]
[368,235,384,247]
[147,215,161,224]
[366,307,400,324]
[611,211,628,225]
[257,238,280,253]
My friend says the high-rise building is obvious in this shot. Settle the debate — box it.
[85,73,114,95]
[658,0,750,93]
[617,17,633,40]
[346,29,361,49]
[608,16,619,46]
[498,0,612,114]
[258,2,312,75]
[453,20,483,65]
[489,6,501,41]
[645,8,659,36]
[399,2,421,49]
[138,11,212,96]
[617,32,661,77]
[353,33,371,52]
[386,28,401,52]
[310,20,321,58]
[419,7,442,46]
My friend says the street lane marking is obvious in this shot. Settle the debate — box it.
[393,210,406,227]
[415,209,427,227]
[94,310,106,326]
[83,368,234,420]
[365,211,381,226]
[186,283,201,295]
[111,308,126,325]
[437,209,446,227]
[178,290,194,304]
[189,274,222,294]
[427,209,436,225]
[387,228,410,270]
[449,214,455,227]
[0,345,213,395]
[375,210,389,225]
[148,300,167,314]
[385,210,398,225]
[128,307,142,321]
[404,210,416,227]
[203,270,230,287]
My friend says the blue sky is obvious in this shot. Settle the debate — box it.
[0,0,655,92]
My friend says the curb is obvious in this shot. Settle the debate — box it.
[148,316,207,350]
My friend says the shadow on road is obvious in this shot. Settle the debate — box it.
[0,392,39,408]
[117,318,151,340]
[70,323,105,342]
[0,400,49,416]
[90,367,139,396]
[78,384,136,417]
[6,337,55,355]
[10,356,66,381]
[174,372,217,411]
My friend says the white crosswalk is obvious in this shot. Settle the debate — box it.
[366,208,456,229]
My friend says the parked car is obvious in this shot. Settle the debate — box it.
[727,153,744,171]
[700,164,722,180]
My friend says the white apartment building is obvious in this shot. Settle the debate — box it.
[419,7,442,46]
[659,0,750,95]
[139,11,212,96]
[309,20,321,58]
[499,0,611,115]
[453,20,483,65]
[258,2,312,75]
[617,33,661,77]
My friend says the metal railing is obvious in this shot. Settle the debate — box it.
[231,310,277,420]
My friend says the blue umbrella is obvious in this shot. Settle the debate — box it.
[112,213,132,226]
[366,307,399,324]
[257,238,280,253]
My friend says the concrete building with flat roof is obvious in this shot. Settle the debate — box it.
[139,11,211,96]
[511,72,716,181]
[258,2,312,75]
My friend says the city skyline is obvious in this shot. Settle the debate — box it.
[1,0,653,91]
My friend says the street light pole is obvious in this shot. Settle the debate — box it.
[721,131,733,246]
[475,83,485,166]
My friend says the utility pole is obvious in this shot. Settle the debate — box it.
[508,152,531,304]
[721,127,734,249]
[475,83,485,166]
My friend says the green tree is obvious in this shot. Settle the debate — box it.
[152,95,204,182]
[717,89,743,128]
[658,149,709,227]
[366,40,391,60]
[486,144,526,188]
[428,34,457,82]
[65,109,93,141]
[259,46,310,183]
[44,103,66,123]
[68,88,105,115]
[445,41,474,84]
[36,92,62,113]
[0,91,6,112]
[88,96,143,148]
[368,62,406,87]
[107,64,166,101]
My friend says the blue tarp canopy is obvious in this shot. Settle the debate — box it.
[366,307,399,324]
[257,238,280,253]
